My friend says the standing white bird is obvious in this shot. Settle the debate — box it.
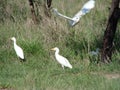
[53,0,95,26]
[11,37,25,61]
[51,47,72,69]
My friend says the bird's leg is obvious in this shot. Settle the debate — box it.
[19,57,26,62]
[62,65,64,70]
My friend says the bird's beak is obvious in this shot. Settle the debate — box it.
[51,48,55,51]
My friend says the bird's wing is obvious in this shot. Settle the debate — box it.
[64,58,72,68]
[80,0,95,15]
[82,0,95,9]
[65,58,72,65]
[56,55,72,68]
[56,55,67,64]
[71,0,95,18]
[72,10,83,19]
[15,45,24,59]
[52,8,73,20]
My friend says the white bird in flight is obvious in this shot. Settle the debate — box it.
[53,0,95,26]
[11,37,25,61]
[51,47,72,69]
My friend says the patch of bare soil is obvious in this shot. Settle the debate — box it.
[91,72,120,80]
[104,73,120,79]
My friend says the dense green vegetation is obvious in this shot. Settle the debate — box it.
[0,0,120,90]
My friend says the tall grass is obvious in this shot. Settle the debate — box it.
[0,0,120,89]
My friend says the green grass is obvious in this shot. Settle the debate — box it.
[0,0,120,90]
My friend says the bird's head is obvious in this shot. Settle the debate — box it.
[52,8,58,15]
[51,47,59,51]
[11,37,16,42]
[69,16,80,26]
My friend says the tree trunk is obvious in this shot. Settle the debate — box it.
[44,0,52,17]
[28,0,38,24]
[46,0,52,8]
[101,0,120,63]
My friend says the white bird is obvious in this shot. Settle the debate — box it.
[89,48,100,56]
[53,0,95,26]
[51,47,72,69]
[11,37,25,61]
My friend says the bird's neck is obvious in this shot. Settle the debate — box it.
[55,50,59,56]
[13,41,17,46]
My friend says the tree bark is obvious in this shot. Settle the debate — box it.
[28,0,38,24]
[46,0,52,8]
[44,0,52,17]
[101,0,120,63]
